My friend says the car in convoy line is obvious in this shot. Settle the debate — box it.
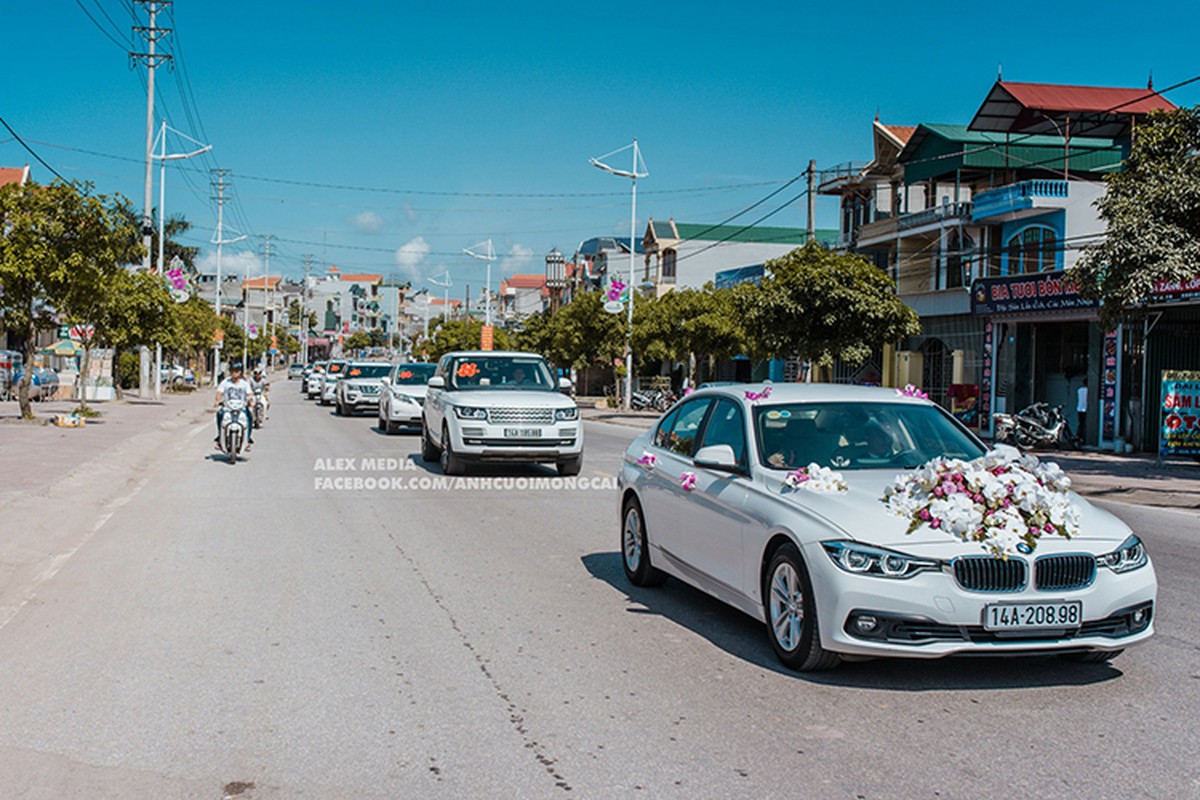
[421,351,582,476]
[304,361,327,398]
[317,359,349,405]
[287,363,305,380]
[378,362,437,434]
[617,383,1156,671]
[335,361,394,416]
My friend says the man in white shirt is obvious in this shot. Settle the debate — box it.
[1076,383,1088,443]
[215,363,256,449]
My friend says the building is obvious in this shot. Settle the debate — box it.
[641,218,838,295]
[500,274,547,320]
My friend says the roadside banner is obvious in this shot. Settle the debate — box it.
[1160,370,1200,457]
[480,325,494,351]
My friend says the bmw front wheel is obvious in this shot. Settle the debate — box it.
[764,543,839,671]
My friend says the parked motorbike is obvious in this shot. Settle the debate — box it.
[219,396,250,464]
[630,388,677,412]
[993,402,1078,450]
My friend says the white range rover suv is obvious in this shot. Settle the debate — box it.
[421,351,582,476]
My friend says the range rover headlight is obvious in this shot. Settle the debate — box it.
[554,407,579,421]
[822,541,940,579]
[1097,535,1148,573]
[454,406,488,420]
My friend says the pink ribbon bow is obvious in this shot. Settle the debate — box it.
[679,471,697,491]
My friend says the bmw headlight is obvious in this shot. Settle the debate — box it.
[454,406,488,420]
[554,407,579,421]
[822,541,940,579]
[1097,535,1148,573]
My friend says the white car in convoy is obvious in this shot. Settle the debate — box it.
[618,383,1156,672]
[304,361,327,398]
[317,359,349,405]
[334,361,394,416]
[377,362,437,434]
[421,351,582,476]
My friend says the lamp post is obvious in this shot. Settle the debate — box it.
[463,239,496,327]
[429,271,452,325]
[545,247,565,313]
[150,121,211,398]
[590,139,647,410]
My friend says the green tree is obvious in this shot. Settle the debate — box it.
[551,290,625,376]
[93,269,178,395]
[1071,107,1200,325]
[344,330,372,353]
[425,318,511,360]
[0,181,143,417]
[634,286,746,385]
[739,242,920,375]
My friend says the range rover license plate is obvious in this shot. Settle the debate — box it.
[983,601,1082,631]
[504,427,542,438]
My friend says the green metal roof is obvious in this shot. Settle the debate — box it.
[900,123,1123,183]
[671,222,838,245]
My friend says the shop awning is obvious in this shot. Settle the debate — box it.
[42,339,83,356]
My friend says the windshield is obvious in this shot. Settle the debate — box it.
[327,361,347,374]
[446,355,555,391]
[393,364,436,385]
[345,363,392,379]
[754,402,986,471]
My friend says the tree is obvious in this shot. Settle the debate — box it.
[738,242,920,374]
[1071,107,1200,325]
[550,290,625,376]
[344,330,372,353]
[634,286,746,385]
[423,318,512,360]
[0,181,143,418]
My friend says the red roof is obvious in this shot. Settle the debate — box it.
[881,124,916,144]
[429,297,461,307]
[241,276,283,289]
[504,274,546,290]
[970,80,1176,137]
[0,166,30,187]
[338,273,382,283]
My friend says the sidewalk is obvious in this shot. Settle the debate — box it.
[579,405,1200,512]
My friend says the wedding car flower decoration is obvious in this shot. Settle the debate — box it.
[883,444,1081,558]
[744,386,773,402]
[783,463,848,493]
[896,384,929,400]
[636,452,657,469]
[456,362,479,378]
[679,471,697,492]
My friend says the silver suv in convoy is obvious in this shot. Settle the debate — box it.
[421,351,582,476]
[335,361,393,416]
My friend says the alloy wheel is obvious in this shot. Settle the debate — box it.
[769,562,803,652]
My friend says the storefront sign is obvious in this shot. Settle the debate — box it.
[980,321,995,426]
[1160,370,1200,457]
[1151,276,1200,304]
[1101,330,1119,441]
[971,271,1098,316]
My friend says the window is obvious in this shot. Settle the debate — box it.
[1005,226,1057,275]
[661,249,677,283]
[698,399,747,467]
[654,398,711,457]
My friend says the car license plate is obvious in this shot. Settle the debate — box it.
[504,427,542,438]
[983,601,1082,631]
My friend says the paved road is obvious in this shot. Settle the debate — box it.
[1,384,1197,799]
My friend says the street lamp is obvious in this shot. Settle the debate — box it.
[150,121,211,398]
[463,239,496,327]
[590,139,647,410]
[429,271,452,325]
[545,247,565,313]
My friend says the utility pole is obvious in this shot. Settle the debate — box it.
[210,168,245,384]
[806,159,816,243]
[302,253,313,364]
[262,234,272,371]
[131,1,172,397]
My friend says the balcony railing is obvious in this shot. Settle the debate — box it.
[896,201,974,232]
[972,180,1069,222]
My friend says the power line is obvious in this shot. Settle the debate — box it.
[73,0,130,50]
[0,115,67,182]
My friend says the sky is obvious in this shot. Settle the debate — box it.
[2,0,1198,299]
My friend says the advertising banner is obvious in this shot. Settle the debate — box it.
[1101,329,1120,442]
[971,270,1098,316]
[1160,370,1200,457]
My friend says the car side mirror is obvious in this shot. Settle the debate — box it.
[427,376,445,389]
[558,377,573,393]
[693,444,741,473]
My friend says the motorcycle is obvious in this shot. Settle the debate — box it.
[630,388,677,412]
[993,402,1078,450]
[252,389,268,428]
[219,396,250,464]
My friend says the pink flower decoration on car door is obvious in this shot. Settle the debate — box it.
[636,452,657,468]
[679,471,697,491]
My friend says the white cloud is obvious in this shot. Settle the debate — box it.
[197,249,263,277]
[500,243,534,273]
[352,211,385,234]
[394,236,431,280]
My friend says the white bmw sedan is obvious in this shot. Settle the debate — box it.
[617,383,1156,671]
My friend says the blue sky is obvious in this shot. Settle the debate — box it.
[2,1,1198,297]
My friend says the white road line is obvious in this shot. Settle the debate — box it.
[0,476,152,632]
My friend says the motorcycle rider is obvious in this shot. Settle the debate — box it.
[250,366,270,421]
[214,362,256,450]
